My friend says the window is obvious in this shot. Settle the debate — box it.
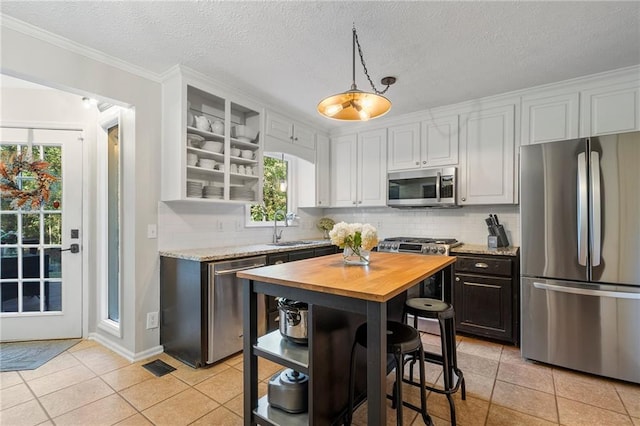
[248,152,293,225]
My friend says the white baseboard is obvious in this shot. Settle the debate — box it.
[88,332,164,362]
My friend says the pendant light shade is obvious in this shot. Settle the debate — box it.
[317,26,395,121]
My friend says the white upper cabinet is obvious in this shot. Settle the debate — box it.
[265,109,316,150]
[459,102,516,205]
[521,91,579,145]
[387,123,420,170]
[161,68,263,203]
[387,116,458,171]
[315,133,331,207]
[330,129,387,207]
[422,115,459,166]
[580,79,640,137]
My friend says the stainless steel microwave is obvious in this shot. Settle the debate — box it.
[387,167,457,208]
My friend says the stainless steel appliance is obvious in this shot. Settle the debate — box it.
[520,131,640,384]
[277,298,308,345]
[387,167,457,208]
[208,256,267,364]
[267,369,309,414]
[378,237,461,303]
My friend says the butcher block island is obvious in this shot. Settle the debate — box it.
[237,252,456,426]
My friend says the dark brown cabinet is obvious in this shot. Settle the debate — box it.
[453,252,519,344]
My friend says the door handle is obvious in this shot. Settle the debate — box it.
[533,282,640,300]
[577,152,588,266]
[60,244,80,253]
[590,151,601,267]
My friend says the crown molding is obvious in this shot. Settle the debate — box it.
[1,13,163,83]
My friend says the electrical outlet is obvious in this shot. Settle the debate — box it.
[147,224,157,239]
[146,312,159,329]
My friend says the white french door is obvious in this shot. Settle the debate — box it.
[0,127,83,341]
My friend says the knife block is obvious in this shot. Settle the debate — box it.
[487,224,509,247]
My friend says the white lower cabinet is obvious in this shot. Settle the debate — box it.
[330,129,387,207]
[459,103,516,205]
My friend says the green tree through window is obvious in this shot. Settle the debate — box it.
[251,155,287,221]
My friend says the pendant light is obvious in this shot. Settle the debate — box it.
[317,25,396,121]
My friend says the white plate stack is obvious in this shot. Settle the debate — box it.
[230,187,255,201]
[187,181,203,198]
[203,185,223,199]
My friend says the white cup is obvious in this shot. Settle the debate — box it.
[245,166,253,175]
[241,149,254,159]
[230,164,238,173]
[238,165,246,174]
[199,159,216,169]
[187,153,198,166]
[194,115,210,131]
[230,148,241,157]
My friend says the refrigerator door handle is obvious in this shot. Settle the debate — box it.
[533,281,640,300]
[590,151,602,267]
[577,152,588,266]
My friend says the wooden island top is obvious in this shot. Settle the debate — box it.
[237,251,456,302]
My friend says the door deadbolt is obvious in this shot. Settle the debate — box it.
[60,243,80,253]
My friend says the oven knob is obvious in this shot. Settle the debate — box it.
[438,247,446,254]
[430,246,438,254]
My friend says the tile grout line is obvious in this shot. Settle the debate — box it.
[15,369,55,425]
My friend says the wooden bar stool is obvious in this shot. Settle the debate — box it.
[404,298,466,425]
[346,321,432,426]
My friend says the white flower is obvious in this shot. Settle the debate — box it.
[329,221,378,251]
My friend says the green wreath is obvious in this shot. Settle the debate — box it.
[0,153,58,210]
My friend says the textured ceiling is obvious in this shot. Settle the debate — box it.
[2,1,639,130]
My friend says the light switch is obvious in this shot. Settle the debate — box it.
[147,224,157,239]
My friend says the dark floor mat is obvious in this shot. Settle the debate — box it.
[142,359,176,377]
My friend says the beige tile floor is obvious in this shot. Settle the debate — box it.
[1,335,638,425]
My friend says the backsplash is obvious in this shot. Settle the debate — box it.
[324,205,520,247]
[158,202,520,251]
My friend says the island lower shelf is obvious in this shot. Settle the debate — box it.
[255,330,309,374]
[254,395,308,426]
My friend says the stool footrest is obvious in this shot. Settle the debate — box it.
[402,370,465,397]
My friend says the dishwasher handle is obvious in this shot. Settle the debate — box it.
[214,263,266,276]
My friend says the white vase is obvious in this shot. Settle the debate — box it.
[342,246,370,265]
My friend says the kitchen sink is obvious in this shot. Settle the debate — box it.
[269,241,315,246]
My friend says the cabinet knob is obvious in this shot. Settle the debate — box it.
[352,201,357,205]
[318,201,322,205]
[474,262,489,268]
[358,200,362,204]
[461,197,466,202]
[294,137,298,141]
[415,161,420,165]
[423,161,427,164]
[455,277,460,282]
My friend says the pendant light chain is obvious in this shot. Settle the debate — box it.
[353,27,391,95]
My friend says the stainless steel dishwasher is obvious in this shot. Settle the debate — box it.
[207,255,267,364]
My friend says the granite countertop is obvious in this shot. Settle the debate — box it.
[450,243,519,257]
[159,239,335,262]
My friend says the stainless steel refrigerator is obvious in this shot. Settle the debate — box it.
[520,131,640,384]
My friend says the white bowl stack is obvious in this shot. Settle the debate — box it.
[230,187,255,201]
[203,185,223,199]
[186,181,203,198]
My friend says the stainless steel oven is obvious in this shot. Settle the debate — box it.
[387,167,457,208]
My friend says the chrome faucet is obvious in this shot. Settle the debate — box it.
[273,209,287,243]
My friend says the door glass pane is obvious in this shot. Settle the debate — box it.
[108,125,120,322]
[22,281,41,312]
[44,281,61,311]
[21,213,40,245]
[43,213,62,244]
[1,281,19,312]
[44,248,60,278]
[22,248,41,278]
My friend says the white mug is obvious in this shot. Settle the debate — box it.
[241,150,254,159]
[230,164,238,173]
[187,153,198,166]
[245,166,253,175]
[238,165,246,174]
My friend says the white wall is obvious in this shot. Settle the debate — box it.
[1,23,162,358]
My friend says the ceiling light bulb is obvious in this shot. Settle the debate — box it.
[358,108,371,121]
[325,104,344,117]
[360,97,373,108]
